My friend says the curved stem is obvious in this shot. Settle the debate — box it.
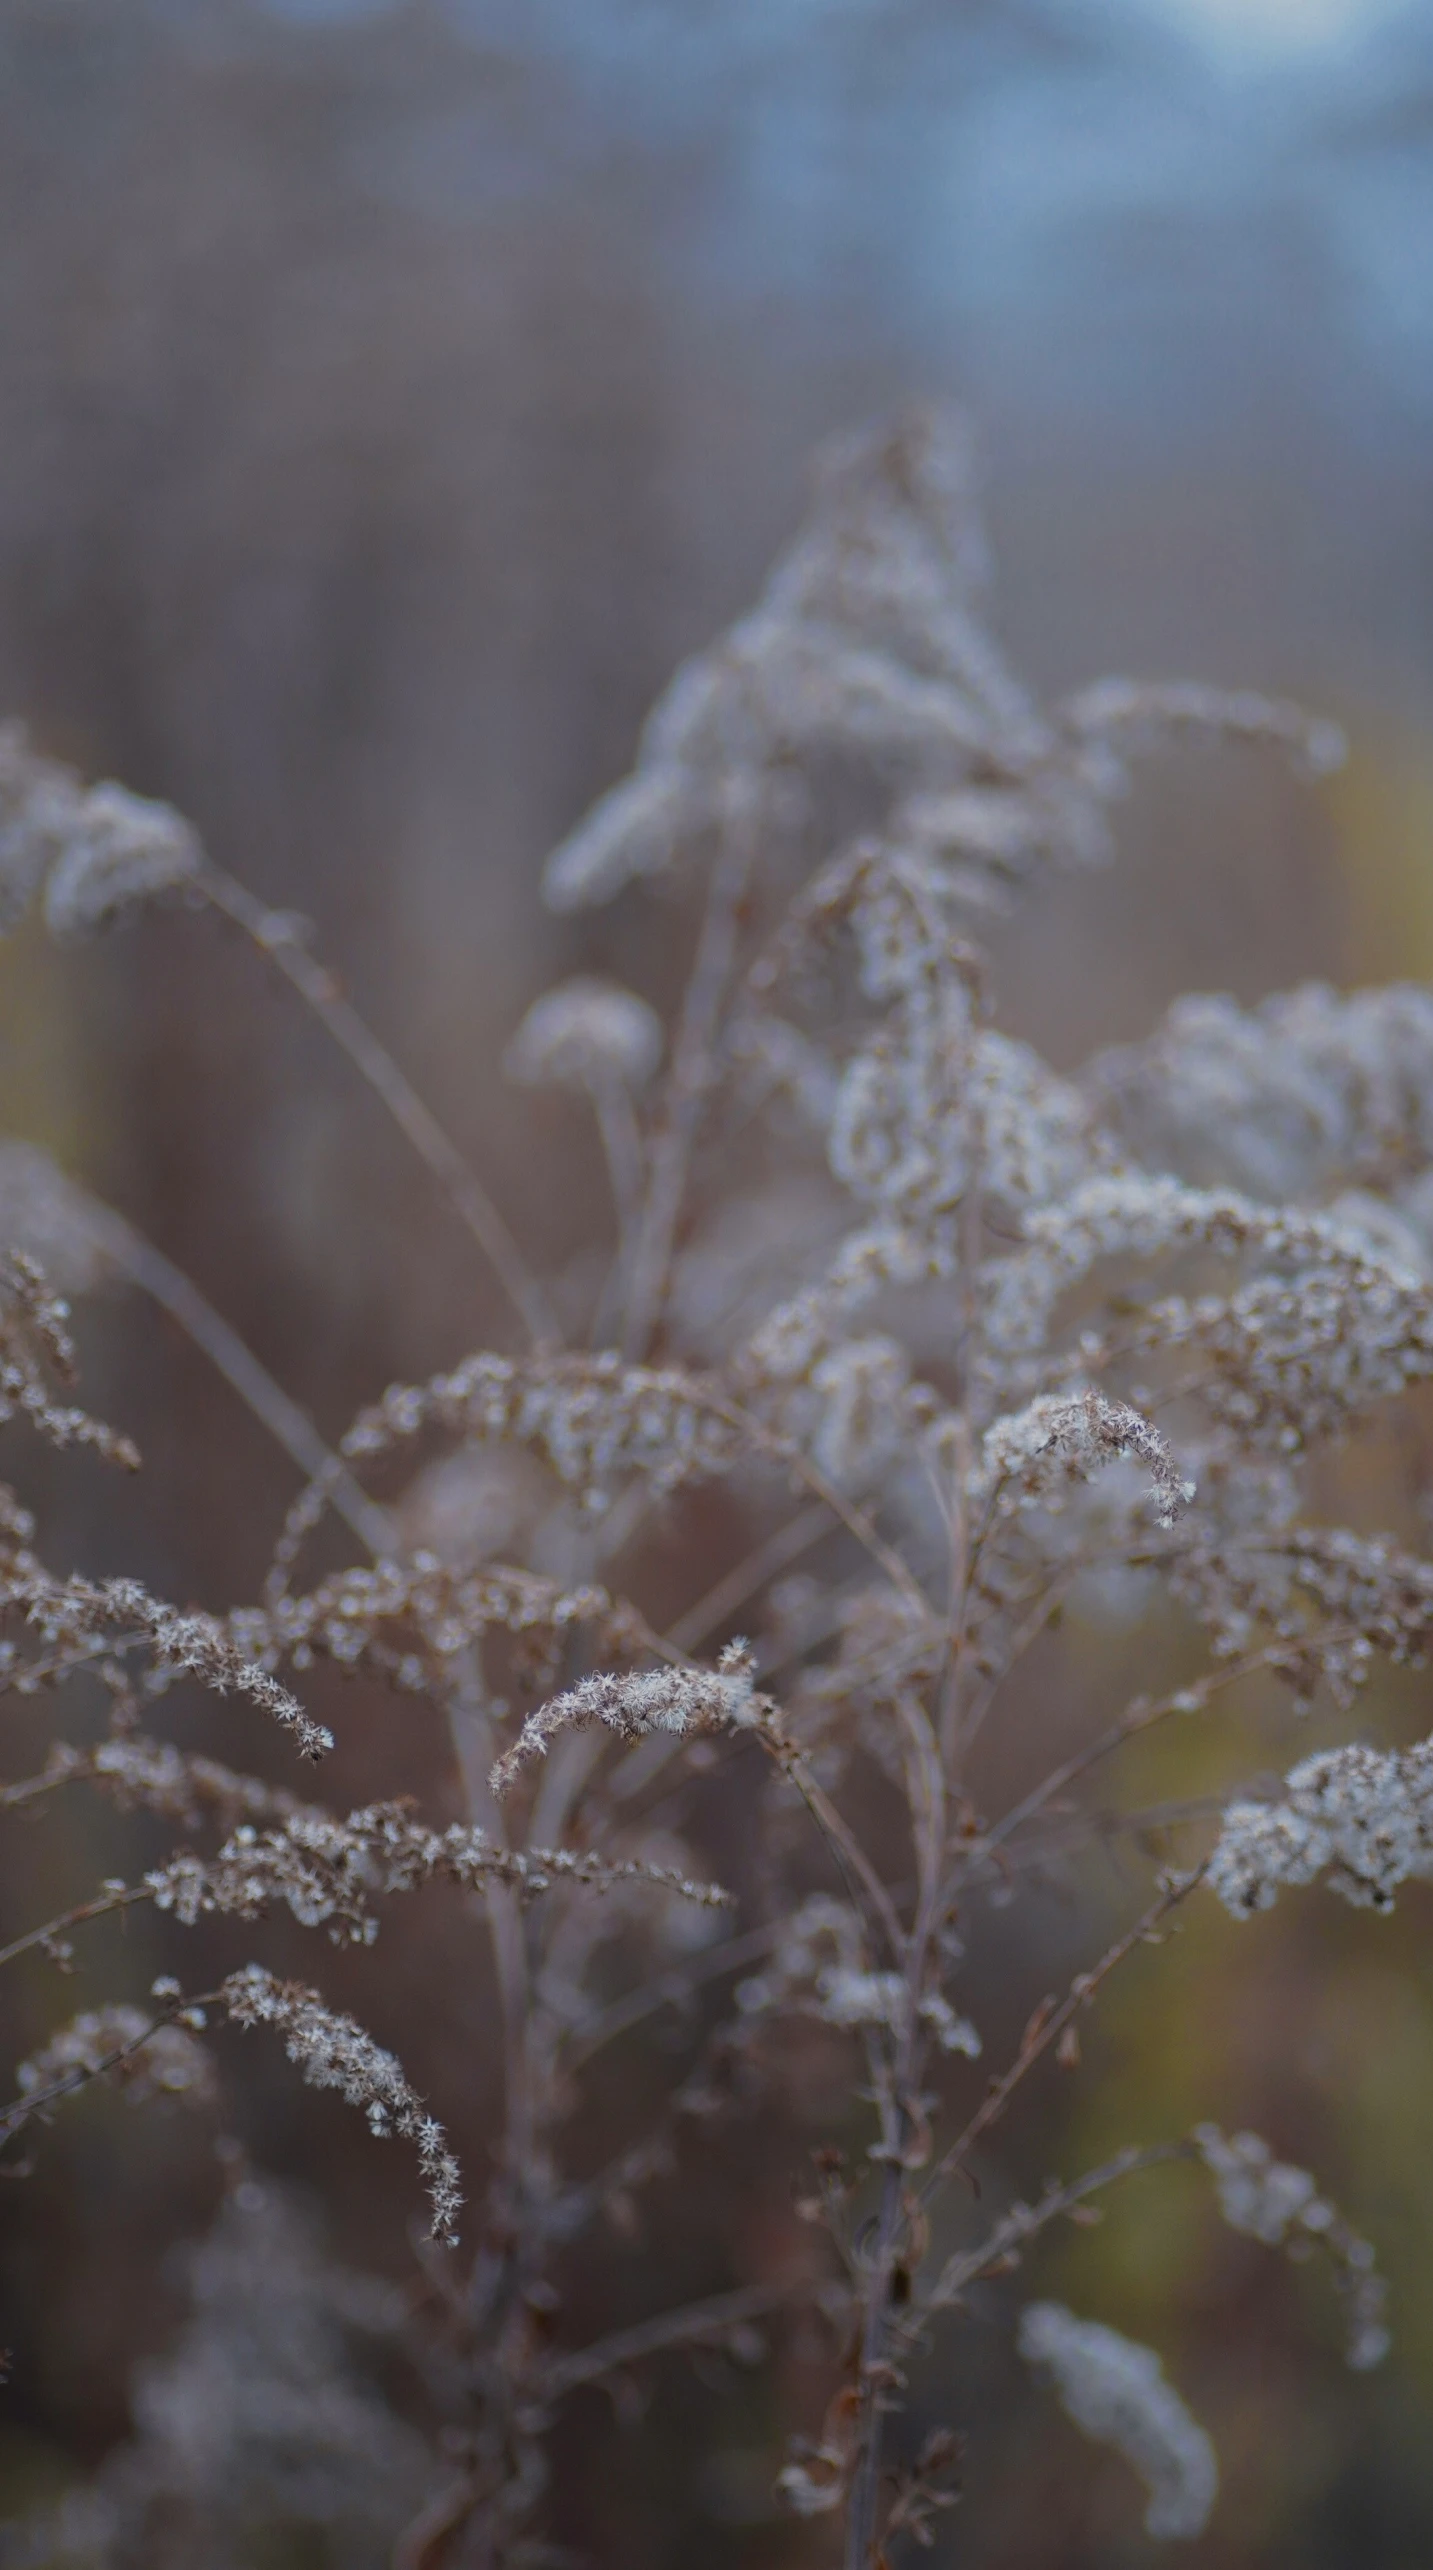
[201,867,557,1349]
[541,2278,804,2402]
[620,814,754,1361]
[0,1882,152,1977]
[666,1499,833,1655]
[922,1869,1203,2211]
[904,2139,1195,2342]
[115,1223,392,1558]
[759,1723,905,1964]
[0,1985,222,2147]
[983,1625,1368,1858]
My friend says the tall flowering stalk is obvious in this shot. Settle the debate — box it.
[1,408,1425,2564]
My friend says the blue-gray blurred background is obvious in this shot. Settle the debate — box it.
[8,0,1433,1388]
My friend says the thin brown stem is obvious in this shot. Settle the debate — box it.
[955,1563,1083,1761]
[983,1627,1368,1857]
[845,2146,908,2570]
[758,1720,906,1963]
[846,1686,947,2570]
[901,2139,1195,2342]
[0,1987,222,2147]
[620,811,755,1362]
[666,1499,834,1655]
[117,1224,393,1557]
[923,1870,1203,2207]
[704,1386,929,1622]
[540,2277,803,2401]
[201,867,557,1348]
[0,1883,152,1975]
[565,1918,783,2072]
[589,1079,649,1348]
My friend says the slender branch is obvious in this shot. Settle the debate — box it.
[923,1870,1203,2206]
[392,2477,481,2570]
[845,2150,912,2570]
[620,808,755,1362]
[589,1080,649,1349]
[934,1423,975,1772]
[954,1561,1083,1763]
[666,1499,834,1655]
[201,867,557,1349]
[0,1883,152,1975]
[996,1791,1232,1874]
[565,1918,783,2072]
[539,2277,804,2402]
[757,1720,906,1964]
[0,1633,145,1702]
[434,1657,536,2215]
[116,1224,393,1557]
[900,2139,1195,2343]
[0,1988,221,2147]
[844,1692,948,2570]
[982,1628,1369,1857]
[705,1387,929,1623]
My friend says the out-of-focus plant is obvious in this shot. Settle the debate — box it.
[4,410,1432,2565]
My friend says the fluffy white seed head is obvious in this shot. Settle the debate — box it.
[490,1639,762,1794]
[44,782,203,938]
[15,2005,215,2110]
[1019,2302,1218,2540]
[505,978,663,1093]
[980,1389,1194,1530]
[1209,1739,1433,1915]
[222,1964,462,2244]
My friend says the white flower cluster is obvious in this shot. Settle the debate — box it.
[1194,2125,1389,2370]
[830,1020,1097,1239]
[0,1251,141,1472]
[1018,2301,1218,2540]
[229,1556,645,1696]
[338,1350,747,1520]
[148,1798,729,1943]
[978,1173,1433,1454]
[1169,1522,1433,1711]
[1195,2123,1324,2243]
[738,1217,946,1420]
[735,1895,981,2055]
[222,1964,462,2244]
[53,2182,434,2561]
[978,1389,1194,1531]
[1171,1260,1433,1455]
[490,1640,761,1794]
[543,409,1047,916]
[980,1177,1387,1375]
[1208,1738,1433,1915]
[14,2004,215,2110]
[1063,678,1343,784]
[8,1566,329,1757]
[1088,982,1433,1211]
[0,723,202,939]
[760,841,1100,1259]
[43,1733,304,1833]
[543,411,1323,940]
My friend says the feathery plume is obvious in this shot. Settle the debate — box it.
[1019,2302,1218,2539]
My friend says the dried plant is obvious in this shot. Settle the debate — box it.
[0,406,1421,2565]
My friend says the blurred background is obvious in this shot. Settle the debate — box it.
[3,0,1433,2560]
